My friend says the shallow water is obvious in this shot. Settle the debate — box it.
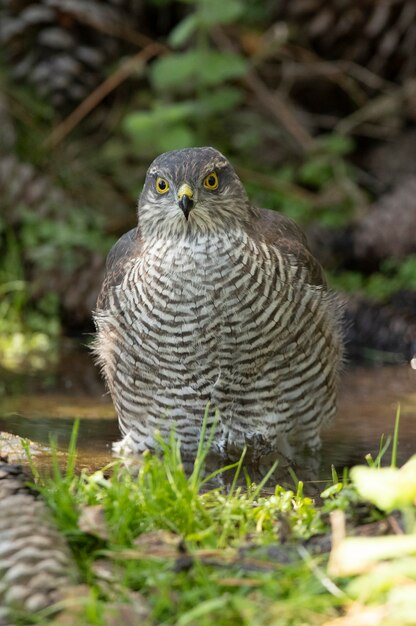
[0,343,415,477]
[0,343,117,472]
[324,364,416,470]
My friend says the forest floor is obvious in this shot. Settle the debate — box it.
[13,416,416,626]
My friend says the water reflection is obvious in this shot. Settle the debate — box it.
[0,344,415,478]
[323,364,416,468]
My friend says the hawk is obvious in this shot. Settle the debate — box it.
[93,147,343,463]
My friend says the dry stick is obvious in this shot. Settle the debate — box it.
[46,0,163,49]
[335,81,412,136]
[338,60,394,91]
[237,165,316,203]
[243,71,315,154]
[44,43,166,149]
[68,10,166,51]
[287,44,393,94]
[388,514,404,536]
[212,27,315,154]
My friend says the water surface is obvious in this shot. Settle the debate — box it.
[0,344,415,477]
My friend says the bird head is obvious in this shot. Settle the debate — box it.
[138,147,251,240]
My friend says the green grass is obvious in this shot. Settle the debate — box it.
[18,410,416,626]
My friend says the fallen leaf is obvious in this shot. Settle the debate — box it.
[78,505,109,540]
[53,585,91,626]
[351,456,416,512]
[328,534,416,576]
[91,558,116,581]
[104,598,151,626]
[132,529,185,559]
[322,602,387,626]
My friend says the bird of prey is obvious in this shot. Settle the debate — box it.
[93,147,343,463]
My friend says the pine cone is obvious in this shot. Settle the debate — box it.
[307,176,416,268]
[0,462,78,624]
[0,0,143,110]
[280,0,416,81]
[0,154,67,225]
[361,130,416,189]
[352,176,416,265]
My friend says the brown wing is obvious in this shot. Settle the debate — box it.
[247,207,327,287]
[96,227,142,309]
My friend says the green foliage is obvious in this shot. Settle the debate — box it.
[0,230,60,372]
[18,205,113,273]
[151,51,246,92]
[0,196,114,370]
[22,412,416,626]
[351,408,416,525]
[329,524,416,624]
[328,254,416,301]
[351,456,416,521]
[169,0,243,44]
[297,135,353,189]
[123,0,248,156]
[382,256,416,292]
[0,68,55,166]
[34,425,321,551]
[28,422,340,625]
[244,133,360,228]
[326,412,416,625]
[124,101,196,153]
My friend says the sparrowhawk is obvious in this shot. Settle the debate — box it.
[94,147,343,463]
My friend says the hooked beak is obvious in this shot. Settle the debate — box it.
[177,183,194,220]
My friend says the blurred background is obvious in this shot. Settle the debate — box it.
[1,0,416,373]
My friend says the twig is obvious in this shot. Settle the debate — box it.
[387,515,404,536]
[335,90,402,136]
[44,43,166,149]
[244,72,315,153]
[286,44,394,92]
[68,11,161,50]
[339,60,394,91]
[298,545,346,599]
[49,0,165,50]
[211,27,315,154]
[237,166,317,203]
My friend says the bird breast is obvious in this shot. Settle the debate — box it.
[96,228,340,457]
[114,231,310,376]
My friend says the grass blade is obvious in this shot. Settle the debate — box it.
[66,418,80,480]
[391,404,401,468]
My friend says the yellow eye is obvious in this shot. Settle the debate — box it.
[203,172,218,190]
[156,177,169,194]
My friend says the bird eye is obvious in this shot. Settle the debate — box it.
[203,172,218,190]
[156,177,169,194]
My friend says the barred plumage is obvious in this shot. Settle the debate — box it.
[94,147,343,463]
